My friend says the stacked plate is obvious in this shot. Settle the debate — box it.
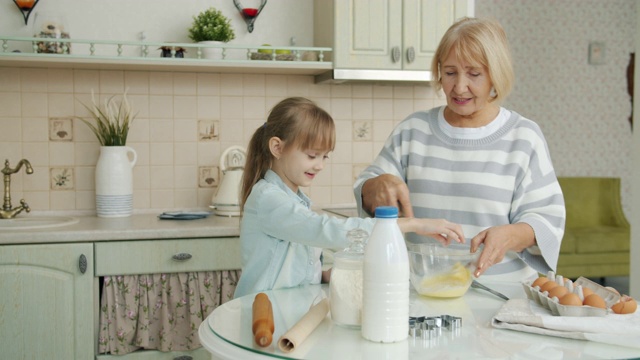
[96,194,133,217]
[158,211,211,220]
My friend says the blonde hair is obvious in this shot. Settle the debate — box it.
[241,97,335,210]
[431,17,514,104]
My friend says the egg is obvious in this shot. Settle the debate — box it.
[582,287,594,297]
[611,295,637,314]
[540,280,558,293]
[559,293,582,306]
[548,286,569,299]
[583,293,606,309]
[531,277,550,289]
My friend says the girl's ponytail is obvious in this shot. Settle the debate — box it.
[241,123,270,210]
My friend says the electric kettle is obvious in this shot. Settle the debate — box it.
[211,145,246,217]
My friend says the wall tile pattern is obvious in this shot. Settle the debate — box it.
[0,68,443,212]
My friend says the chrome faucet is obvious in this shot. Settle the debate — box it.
[1,159,33,219]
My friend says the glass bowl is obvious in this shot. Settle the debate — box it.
[407,243,480,298]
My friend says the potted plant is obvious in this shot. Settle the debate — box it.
[77,91,135,146]
[188,7,235,59]
[76,91,138,218]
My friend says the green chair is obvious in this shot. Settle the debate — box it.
[556,177,630,279]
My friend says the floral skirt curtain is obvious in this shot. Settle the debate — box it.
[98,270,240,355]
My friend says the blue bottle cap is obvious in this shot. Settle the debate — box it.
[374,206,398,218]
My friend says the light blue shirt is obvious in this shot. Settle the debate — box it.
[234,170,375,298]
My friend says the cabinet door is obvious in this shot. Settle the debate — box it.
[403,0,474,71]
[333,0,403,69]
[0,243,94,360]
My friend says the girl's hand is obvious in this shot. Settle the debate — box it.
[321,269,332,283]
[398,218,465,246]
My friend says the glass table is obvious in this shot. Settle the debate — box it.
[199,281,640,359]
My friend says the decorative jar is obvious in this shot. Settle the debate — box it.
[33,11,71,54]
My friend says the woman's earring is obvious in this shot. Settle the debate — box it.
[490,87,497,98]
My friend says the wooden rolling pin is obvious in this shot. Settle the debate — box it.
[252,292,274,347]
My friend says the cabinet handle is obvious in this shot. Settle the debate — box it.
[172,253,193,261]
[406,46,415,64]
[78,254,87,274]
[173,356,193,360]
[391,46,401,63]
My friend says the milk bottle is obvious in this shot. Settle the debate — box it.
[361,206,409,343]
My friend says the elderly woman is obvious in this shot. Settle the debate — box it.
[354,17,565,280]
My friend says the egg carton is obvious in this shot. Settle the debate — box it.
[522,276,620,317]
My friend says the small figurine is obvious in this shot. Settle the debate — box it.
[159,46,186,58]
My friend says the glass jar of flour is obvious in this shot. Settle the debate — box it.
[329,228,368,328]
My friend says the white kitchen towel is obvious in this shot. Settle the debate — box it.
[491,299,640,349]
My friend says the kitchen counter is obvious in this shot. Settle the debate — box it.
[199,283,640,359]
[0,212,240,245]
[1,211,242,359]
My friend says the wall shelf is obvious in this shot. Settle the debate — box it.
[0,36,333,75]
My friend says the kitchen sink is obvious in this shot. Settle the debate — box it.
[0,216,79,230]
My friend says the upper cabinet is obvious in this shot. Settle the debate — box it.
[314,0,474,71]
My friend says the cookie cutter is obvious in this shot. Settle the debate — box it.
[408,314,462,340]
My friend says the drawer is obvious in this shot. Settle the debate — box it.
[95,237,241,276]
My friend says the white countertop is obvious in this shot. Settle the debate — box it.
[0,213,241,245]
[0,205,356,246]
[199,283,640,360]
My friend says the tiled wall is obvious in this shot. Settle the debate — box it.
[0,67,445,213]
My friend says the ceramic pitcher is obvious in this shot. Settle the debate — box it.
[95,146,137,217]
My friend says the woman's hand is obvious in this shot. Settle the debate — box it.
[398,218,465,246]
[470,223,536,277]
[362,174,414,217]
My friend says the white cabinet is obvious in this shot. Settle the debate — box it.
[315,0,474,70]
[94,237,241,276]
[94,237,241,360]
[0,243,94,360]
[0,236,240,360]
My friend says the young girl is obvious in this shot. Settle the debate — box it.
[233,97,465,298]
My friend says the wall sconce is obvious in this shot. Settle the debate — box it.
[13,0,40,25]
[233,0,267,33]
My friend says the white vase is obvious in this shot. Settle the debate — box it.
[95,146,137,217]
[199,40,223,59]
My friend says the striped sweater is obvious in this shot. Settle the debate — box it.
[354,106,565,275]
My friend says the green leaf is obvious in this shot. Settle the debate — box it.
[188,7,235,42]
[75,90,136,146]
